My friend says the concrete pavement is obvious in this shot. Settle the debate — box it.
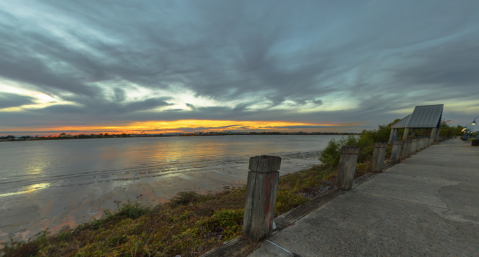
[250,139,479,256]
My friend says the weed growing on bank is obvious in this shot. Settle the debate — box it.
[1,164,341,257]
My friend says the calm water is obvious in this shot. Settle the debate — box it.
[0,135,340,195]
[0,135,341,241]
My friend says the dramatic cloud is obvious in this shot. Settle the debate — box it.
[1,0,478,134]
[0,93,36,109]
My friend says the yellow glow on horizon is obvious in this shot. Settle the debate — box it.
[4,120,355,135]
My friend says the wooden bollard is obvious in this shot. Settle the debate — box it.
[243,155,281,242]
[416,138,422,152]
[390,141,403,164]
[401,139,411,159]
[336,146,360,191]
[410,139,418,155]
[371,142,387,173]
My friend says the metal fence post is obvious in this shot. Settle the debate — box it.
[243,155,281,242]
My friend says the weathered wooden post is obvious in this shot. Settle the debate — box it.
[416,138,422,152]
[410,139,418,155]
[401,139,411,159]
[243,155,281,242]
[390,141,403,164]
[403,128,410,139]
[371,142,387,173]
[336,146,360,191]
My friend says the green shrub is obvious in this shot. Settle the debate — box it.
[319,119,402,167]
[170,191,200,207]
[318,138,342,166]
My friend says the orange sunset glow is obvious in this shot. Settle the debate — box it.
[5,120,354,135]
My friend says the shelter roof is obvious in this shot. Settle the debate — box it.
[391,104,443,129]
[391,114,410,129]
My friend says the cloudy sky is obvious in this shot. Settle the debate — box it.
[1,0,478,135]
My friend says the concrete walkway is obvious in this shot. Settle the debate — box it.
[250,139,479,256]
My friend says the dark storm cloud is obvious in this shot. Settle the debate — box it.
[0,93,36,109]
[33,97,172,114]
[1,0,479,131]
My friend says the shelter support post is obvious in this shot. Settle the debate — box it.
[336,146,359,191]
[429,128,438,145]
[388,129,395,142]
[371,142,387,173]
[243,155,281,242]
[435,128,441,142]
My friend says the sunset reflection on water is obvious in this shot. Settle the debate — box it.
[0,183,50,198]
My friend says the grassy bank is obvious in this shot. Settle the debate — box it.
[1,162,373,257]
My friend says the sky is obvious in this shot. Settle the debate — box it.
[1,0,478,135]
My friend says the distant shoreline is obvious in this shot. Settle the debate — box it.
[0,133,359,143]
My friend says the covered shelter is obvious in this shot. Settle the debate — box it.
[389,104,444,143]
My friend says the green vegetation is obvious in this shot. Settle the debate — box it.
[319,120,398,167]
[319,119,463,169]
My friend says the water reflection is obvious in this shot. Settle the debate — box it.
[0,135,342,190]
[0,183,50,198]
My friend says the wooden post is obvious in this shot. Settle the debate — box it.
[390,141,403,164]
[336,146,359,191]
[243,155,281,242]
[403,128,410,139]
[410,139,418,155]
[415,138,422,152]
[371,142,387,173]
[401,139,411,159]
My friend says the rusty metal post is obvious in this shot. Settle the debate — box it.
[243,155,281,242]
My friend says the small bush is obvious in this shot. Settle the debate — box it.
[170,191,200,207]
[318,138,342,166]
